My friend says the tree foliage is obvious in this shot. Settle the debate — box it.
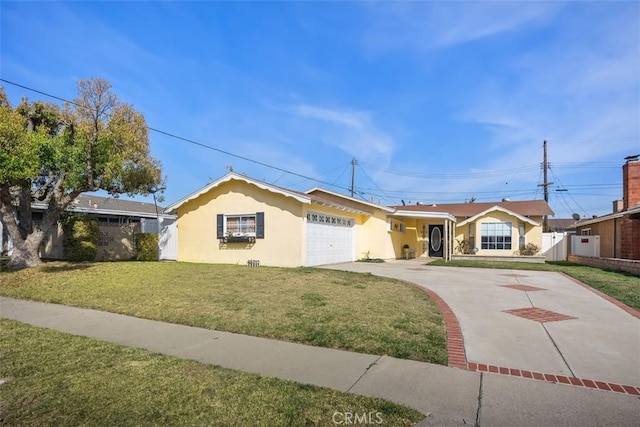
[0,79,163,268]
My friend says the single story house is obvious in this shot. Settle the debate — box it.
[1,194,177,261]
[164,172,553,267]
[574,155,640,260]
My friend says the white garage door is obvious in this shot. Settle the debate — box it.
[306,211,355,266]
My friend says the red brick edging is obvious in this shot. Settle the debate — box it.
[406,280,640,396]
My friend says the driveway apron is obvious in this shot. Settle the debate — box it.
[322,261,640,388]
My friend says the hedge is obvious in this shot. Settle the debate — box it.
[62,215,100,261]
[135,233,158,261]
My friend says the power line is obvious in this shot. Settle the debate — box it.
[0,78,353,193]
[359,160,540,180]
[2,78,626,204]
[549,167,589,217]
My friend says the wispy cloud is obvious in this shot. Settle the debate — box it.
[361,2,558,52]
[286,104,396,163]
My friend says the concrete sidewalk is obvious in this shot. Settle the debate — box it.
[1,296,638,426]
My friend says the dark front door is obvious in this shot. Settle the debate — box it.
[428,225,444,257]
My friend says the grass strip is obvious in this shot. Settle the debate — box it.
[0,319,423,426]
[0,262,447,364]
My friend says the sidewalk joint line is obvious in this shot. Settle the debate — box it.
[346,355,382,393]
[541,323,576,377]
[474,372,483,427]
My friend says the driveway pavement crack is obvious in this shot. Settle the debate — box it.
[475,372,483,427]
[541,323,576,377]
[346,356,382,393]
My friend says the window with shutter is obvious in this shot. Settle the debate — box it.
[217,213,264,239]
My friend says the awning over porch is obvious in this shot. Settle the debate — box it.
[390,210,457,261]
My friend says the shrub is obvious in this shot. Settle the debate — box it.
[455,239,475,254]
[518,243,540,256]
[62,215,100,261]
[135,233,158,261]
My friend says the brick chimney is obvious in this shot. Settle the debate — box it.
[622,154,640,210]
[621,155,640,260]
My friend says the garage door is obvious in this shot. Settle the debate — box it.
[306,211,355,266]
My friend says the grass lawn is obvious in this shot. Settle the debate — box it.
[0,262,447,364]
[430,260,640,310]
[0,319,423,426]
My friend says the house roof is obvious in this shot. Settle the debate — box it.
[457,205,541,227]
[574,205,640,227]
[391,210,456,222]
[32,194,169,219]
[547,218,578,231]
[165,173,310,213]
[390,200,554,218]
[305,187,396,213]
[165,173,374,216]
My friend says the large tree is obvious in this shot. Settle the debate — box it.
[0,78,163,269]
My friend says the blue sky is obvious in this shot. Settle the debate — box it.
[1,1,638,218]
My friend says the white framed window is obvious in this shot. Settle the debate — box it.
[481,222,512,250]
[581,228,591,236]
[389,219,406,232]
[225,215,256,236]
[217,212,264,239]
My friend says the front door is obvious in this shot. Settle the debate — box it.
[428,224,444,257]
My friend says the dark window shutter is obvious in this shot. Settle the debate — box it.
[216,214,224,239]
[256,212,264,239]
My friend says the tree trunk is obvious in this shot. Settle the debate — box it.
[1,223,8,256]
[6,234,43,269]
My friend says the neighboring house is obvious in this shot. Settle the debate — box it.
[547,218,578,233]
[165,172,552,267]
[0,194,177,261]
[574,155,640,260]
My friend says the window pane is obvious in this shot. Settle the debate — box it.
[479,222,512,251]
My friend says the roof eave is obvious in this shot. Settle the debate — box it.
[310,200,372,216]
[457,205,540,227]
[391,210,456,222]
[31,203,175,219]
[305,187,396,213]
[165,172,311,213]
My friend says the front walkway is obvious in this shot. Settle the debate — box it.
[323,260,640,390]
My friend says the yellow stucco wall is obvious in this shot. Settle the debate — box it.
[176,180,306,267]
[454,212,544,256]
[359,210,396,260]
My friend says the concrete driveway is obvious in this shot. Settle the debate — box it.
[322,260,640,389]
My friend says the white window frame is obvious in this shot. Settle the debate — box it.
[225,214,256,237]
[389,219,406,233]
[480,222,513,250]
[581,228,591,236]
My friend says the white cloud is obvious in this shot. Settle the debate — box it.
[361,2,558,52]
[286,104,396,163]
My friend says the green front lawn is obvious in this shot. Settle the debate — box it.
[0,262,447,364]
[431,260,640,310]
[0,319,423,426]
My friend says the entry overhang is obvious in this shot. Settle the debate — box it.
[391,210,456,223]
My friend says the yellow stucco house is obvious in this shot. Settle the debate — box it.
[164,173,553,267]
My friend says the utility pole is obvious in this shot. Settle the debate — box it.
[350,158,357,197]
[537,140,553,231]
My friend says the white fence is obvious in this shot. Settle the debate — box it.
[570,235,600,258]
[542,232,568,261]
[159,217,178,260]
